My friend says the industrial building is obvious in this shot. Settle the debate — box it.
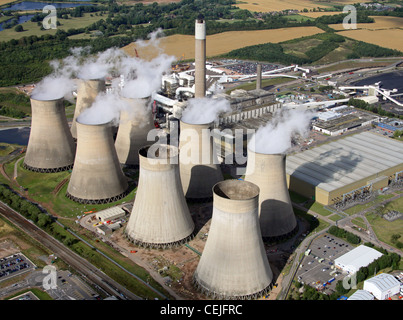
[334,245,383,274]
[286,131,403,206]
[95,206,127,222]
[363,273,401,300]
[347,290,374,300]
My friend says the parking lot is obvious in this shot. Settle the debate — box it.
[0,253,35,281]
[297,234,352,294]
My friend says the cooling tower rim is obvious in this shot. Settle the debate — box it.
[138,144,179,161]
[120,91,152,100]
[30,95,64,102]
[76,76,106,82]
[247,147,286,157]
[179,119,213,127]
[213,179,259,202]
[75,116,114,127]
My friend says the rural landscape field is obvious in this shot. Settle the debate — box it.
[123,26,324,59]
[235,0,358,12]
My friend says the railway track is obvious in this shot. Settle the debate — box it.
[0,201,142,300]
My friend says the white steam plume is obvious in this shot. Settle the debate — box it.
[31,75,77,101]
[248,108,313,154]
[117,29,175,99]
[181,97,231,124]
[77,91,131,125]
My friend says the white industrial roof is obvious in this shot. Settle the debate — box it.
[95,206,126,220]
[347,290,374,300]
[286,131,403,192]
[364,273,401,292]
[334,245,383,271]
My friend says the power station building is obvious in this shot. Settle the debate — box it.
[286,131,403,206]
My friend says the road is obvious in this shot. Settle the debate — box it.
[278,192,403,299]
[0,201,143,300]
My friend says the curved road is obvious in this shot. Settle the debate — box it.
[0,201,144,300]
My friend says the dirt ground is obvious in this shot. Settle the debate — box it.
[104,199,298,300]
[0,238,22,259]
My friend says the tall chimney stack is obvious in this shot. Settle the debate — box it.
[256,64,262,90]
[195,18,206,98]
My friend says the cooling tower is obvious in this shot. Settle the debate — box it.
[193,179,273,299]
[66,119,128,204]
[195,18,206,98]
[114,96,155,166]
[71,78,106,139]
[179,120,223,199]
[125,145,195,248]
[23,97,76,173]
[256,64,262,90]
[245,150,298,240]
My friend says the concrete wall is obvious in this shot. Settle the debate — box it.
[24,97,76,172]
[67,120,128,203]
[194,179,273,299]
[125,145,194,248]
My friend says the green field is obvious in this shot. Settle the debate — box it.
[0,13,104,42]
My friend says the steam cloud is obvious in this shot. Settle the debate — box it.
[248,108,313,154]
[181,97,231,124]
[32,29,175,126]
[77,91,130,125]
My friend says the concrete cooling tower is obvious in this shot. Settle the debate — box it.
[66,119,128,204]
[23,97,76,173]
[114,96,155,166]
[125,145,195,249]
[71,78,106,139]
[179,120,223,199]
[193,179,273,299]
[245,150,298,241]
[195,18,206,98]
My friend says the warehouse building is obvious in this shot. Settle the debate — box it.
[95,206,127,222]
[286,131,403,206]
[363,273,401,300]
[334,245,383,275]
[347,290,374,300]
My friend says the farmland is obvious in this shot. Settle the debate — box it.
[123,26,324,60]
[235,0,357,13]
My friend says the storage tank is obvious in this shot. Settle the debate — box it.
[66,119,128,204]
[193,179,273,299]
[125,144,195,248]
[23,96,76,173]
[114,96,155,167]
[71,78,106,139]
[179,120,223,199]
[245,150,297,241]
